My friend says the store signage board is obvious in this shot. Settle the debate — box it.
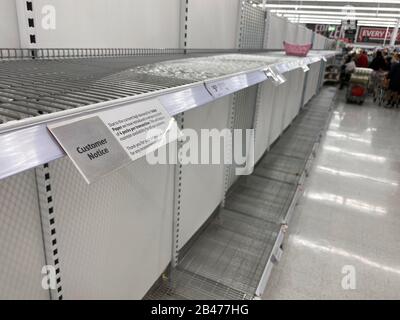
[48,98,179,184]
[264,67,286,86]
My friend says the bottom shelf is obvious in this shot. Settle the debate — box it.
[145,268,251,300]
[225,176,296,225]
[145,86,336,300]
[254,153,306,185]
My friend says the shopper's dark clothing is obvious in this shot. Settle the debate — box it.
[386,57,393,72]
[370,56,387,71]
[388,62,400,93]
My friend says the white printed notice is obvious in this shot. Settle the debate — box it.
[48,98,180,184]
[264,67,286,86]
[99,99,179,160]
[301,64,310,73]
[205,80,233,98]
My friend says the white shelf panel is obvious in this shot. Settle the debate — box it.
[0,0,20,48]
[24,0,181,48]
[186,0,240,49]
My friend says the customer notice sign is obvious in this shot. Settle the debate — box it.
[48,98,179,184]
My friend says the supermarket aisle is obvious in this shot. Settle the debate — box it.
[263,93,400,299]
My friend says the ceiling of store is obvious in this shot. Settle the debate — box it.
[250,0,400,27]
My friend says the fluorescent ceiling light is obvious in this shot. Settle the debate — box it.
[288,20,341,25]
[287,18,340,22]
[288,18,397,27]
[284,14,398,22]
[272,10,400,18]
[357,22,397,27]
[358,21,397,24]
[264,0,400,3]
[289,19,341,24]
[288,19,340,22]
[262,4,400,12]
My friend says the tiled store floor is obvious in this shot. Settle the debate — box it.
[263,92,400,300]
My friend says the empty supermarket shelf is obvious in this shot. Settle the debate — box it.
[145,86,337,300]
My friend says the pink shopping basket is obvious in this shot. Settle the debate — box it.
[283,41,312,57]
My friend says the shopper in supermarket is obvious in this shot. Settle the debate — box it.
[385,54,400,108]
[391,53,400,66]
[370,50,389,100]
[356,50,369,68]
[367,51,374,65]
[385,55,393,71]
[369,50,387,71]
[339,54,356,89]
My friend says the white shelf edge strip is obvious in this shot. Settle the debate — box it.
[255,228,285,297]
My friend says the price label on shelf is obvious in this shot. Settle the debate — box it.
[301,63,310,73]
[289,61,298,70]
[264,67,286,86]
[48,98,180,184]
[205,80,233,98]
[275,64,288,74]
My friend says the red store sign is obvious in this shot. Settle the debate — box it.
[358,27,400,42]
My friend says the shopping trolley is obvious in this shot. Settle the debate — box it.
[372,71,388,106]
[346,68,373,105]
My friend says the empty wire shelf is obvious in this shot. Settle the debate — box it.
[254,153,307,185]
[133,54,271,82]
[0,56,194,123]
[177,209,280,296]
[269,134,316,159]
[283,124,321,140]
[0,53,285,125]
[296,112,329,124]
[225,175,297,224]
[145,208,279,300]
[145,268,251,300]
[146,87,337,300]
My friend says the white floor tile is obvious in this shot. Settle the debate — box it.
[263,92,400,300]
